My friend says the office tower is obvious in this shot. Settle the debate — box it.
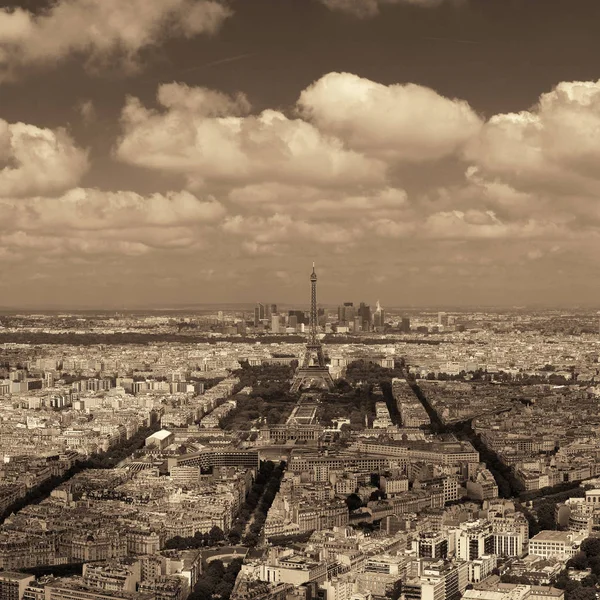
[271,315,280,334]
[291,263,334,393]
[374,300,385,329]
[289,315,298,329]
[338,302,353,323]
[318,307,326,326]
[288,310,306,325]
[359,302,371,332]
[217,310,223,322]
[254,303,265,326]
[345,303,356,324]
[438,312,449,327]
[270,304,277,316]
[401,317,411,333]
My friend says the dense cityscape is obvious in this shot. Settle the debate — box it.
[2,0,600,599]
[1,264,600,600]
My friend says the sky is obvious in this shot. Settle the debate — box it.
[2,0,600,309]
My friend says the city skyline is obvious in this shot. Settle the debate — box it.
[2,0,600,307]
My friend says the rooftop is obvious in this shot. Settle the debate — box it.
[148,429,172,441]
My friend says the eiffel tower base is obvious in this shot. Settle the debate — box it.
[290,367,335,394]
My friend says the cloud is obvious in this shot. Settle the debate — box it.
[229,182,408,218]
[298,72,482,161]
[0,231,153,257]
[319,0,451,18]
[77,100,96,125]
[0,121,88,197]
[157,83,251,116]
[0,188,225,261]
[222,214,362,248]
[0,188,225,231]
[10,72,600,306]
[465,80,600,193]
[116,83,386,188]
[0,0,231,79]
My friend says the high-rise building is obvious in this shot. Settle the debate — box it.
[288,310,307,325]
[416,533,449,559]
[44,372,55,388]
[374,300,385,329]
[254,303,266,326]
[438,312,449,327]
[271,315,280,334]
[338,302,354,323]
[270,304,278,316]
[400,317,411,332]
[359,302,371,332]
[288,315,298,329]
[455,521,495,561]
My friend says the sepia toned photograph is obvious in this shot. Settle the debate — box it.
[1,1,600,599]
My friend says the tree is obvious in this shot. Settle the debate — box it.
[582,537,600,557]
[345,493,363,512]
[568,588,596,600]
[567,552,589,571]
[581,575,597,588]
[209,525,225,545]
[586,555,600,577]
[228,527,242,545]
[243,532,259,546]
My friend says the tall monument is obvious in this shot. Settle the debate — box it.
[290,263,334,393]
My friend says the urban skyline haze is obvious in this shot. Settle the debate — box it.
[1,0,600,308]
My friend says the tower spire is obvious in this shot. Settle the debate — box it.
[290,262,334,394]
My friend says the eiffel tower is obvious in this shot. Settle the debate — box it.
[290,263,334,394]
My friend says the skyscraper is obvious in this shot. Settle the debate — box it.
[374,300,385,329]
[338,302,354,323]
[288,309,307,325]
[271,314,280,334]
[254,303,265,326]
[359,302,371,332]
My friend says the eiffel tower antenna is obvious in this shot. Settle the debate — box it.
[291,263,334,393]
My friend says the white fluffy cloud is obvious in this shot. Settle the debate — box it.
[0,120,88,197]
[116,83,386,188]
[299,72,482,161]
[1,188,224,231]
[466,80,600,192]
[0,0,231,79]
[222,214,362,248]
[229,183,408,218]
[319,0,450,18]
[0,188,226,260]
[10,72,600,305]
